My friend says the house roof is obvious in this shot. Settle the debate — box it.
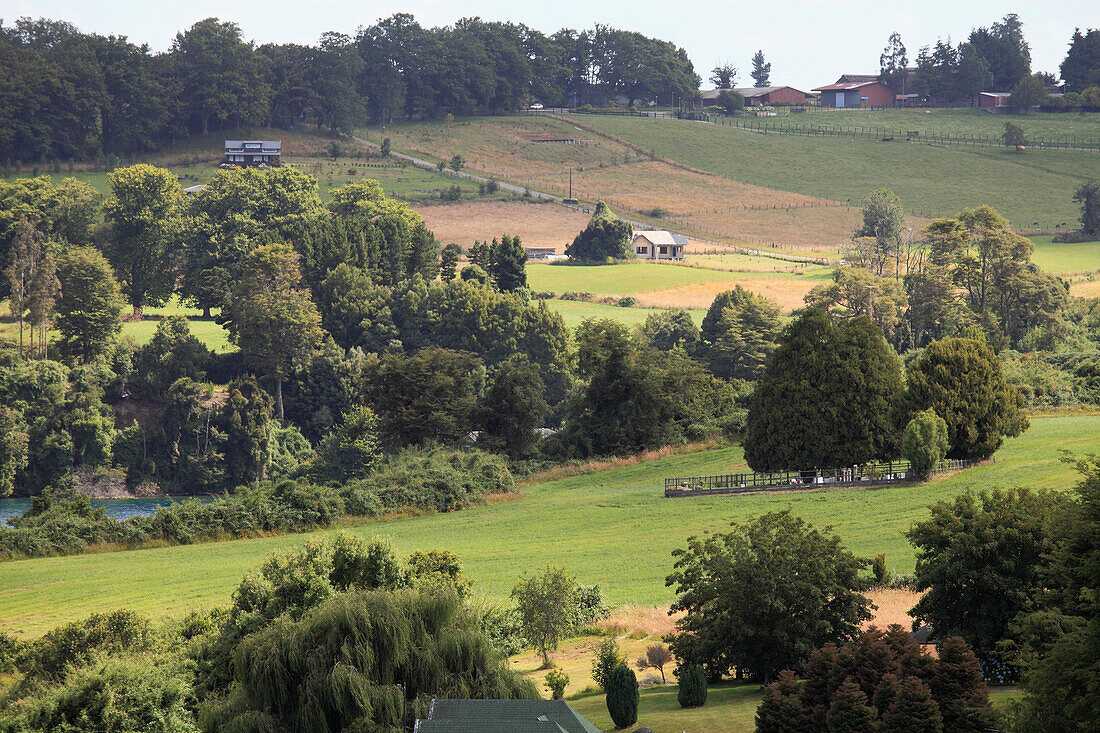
[980,91,1012,98]
[633,231,687,247]
[419,700,602,733]
[224,140,282,150]
[836,74,879,84]
[699,86,804,101]
[812,80,889,92]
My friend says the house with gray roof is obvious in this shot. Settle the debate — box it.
[414,699,602,733]
[224,140,282,167]
[633,230,687,260]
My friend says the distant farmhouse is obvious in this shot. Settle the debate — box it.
[414,699,601,733]
[224,140,282,166]
[633,230,687,260]
[813,75,895,107]
[700,86,807,106]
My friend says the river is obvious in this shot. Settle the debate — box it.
[0,496,212,526]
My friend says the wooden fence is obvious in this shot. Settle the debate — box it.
[664,458,984,498]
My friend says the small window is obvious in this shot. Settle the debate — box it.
[245,142,261,149]
[636,246,647,254]
[659,246,668,254]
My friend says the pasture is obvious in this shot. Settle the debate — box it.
[542,299,705,329]
[0,415,1093,638]
[573,114,1098,228]
[1029,235,1100,274]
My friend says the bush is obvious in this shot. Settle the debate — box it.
[0,630,25,673]
[902,408,950,479]
[605,663,639,728]
[16,609,152,686]
[545,667,569,699]
[677,664,707,708]
[872,553,892,587]
[593,637,625,690]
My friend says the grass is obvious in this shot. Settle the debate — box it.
[574,114,1099,228]
[1029,235,1100,274]
[0,415,1094,638]
[542,299,705,329]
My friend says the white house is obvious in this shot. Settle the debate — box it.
[633,231,687,260]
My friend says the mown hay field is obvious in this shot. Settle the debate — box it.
[0,415,1094,638]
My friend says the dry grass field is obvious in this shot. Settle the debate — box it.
[634,277,819,312]
[364,117,866,249]
[416,200,591,249]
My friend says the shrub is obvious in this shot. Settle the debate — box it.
[17,609,152,686]
[872,553,892,587]
[677,664,707,708]
[605,663,639,729]
[545,667,569,699]
[593,637,625,690]
[902,408,950,479]
[0,630,25,673]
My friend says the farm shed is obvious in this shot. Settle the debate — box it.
[524,246,558,260]
[979,92,1011,111]
[224,140,282,166]
[633,231,687,260]
[813,77,895,108]
[415,699,601,733]
[700,86,807,106]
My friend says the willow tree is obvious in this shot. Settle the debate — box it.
[224,243,324,418]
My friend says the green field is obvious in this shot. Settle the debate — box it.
[739,107,1100,145]
[0,415,1092,638]
[573,114,1099,228]
[544,299,705,328]
[527,261,815,295]
[1029,235,1100,273]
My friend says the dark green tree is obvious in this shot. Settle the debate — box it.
[880,677,943,733]
[133,316,211,396]
[512,566,581,667]
[677,664,708,708]
[639,309,699,352]
[907,488,1070,656]
[0,407,29,498]
[968,13,1031,91]
[593,637,624,691]
[220,376,273,486]
[880,32,909,92]
[666,511,872,683]
[313,405,380,482]
[905,338,1028,460]
[750,50,771,87]
[1059,28,1100,92]
[1009,73,1047,113]
[440,243,462,281]
[932,636,998,732]
[55,246,125,363]
[478,356,549,458]
[699,288,781,380]
[826,679,877,733]
[709,63,737,88]
[743,310,904,472]
[1074,179,1100,239]
[716,89,745,113]
[605,663,639,729]
[565,202,633,262]
[901,408,950,479]
[488,233,528,291]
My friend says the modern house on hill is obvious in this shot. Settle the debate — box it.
[813,76,895,107]
[700,86,807,106]
[414,699,602,733]
[633,230,687,260]
[224,140,282,166]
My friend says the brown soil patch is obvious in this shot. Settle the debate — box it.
[635,278,817,312]
[415,200,589,250]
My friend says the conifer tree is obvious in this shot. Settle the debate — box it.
[606,663,639,729]
[880,677,943,733]
[826,678,877,732]
[488,234,528,291]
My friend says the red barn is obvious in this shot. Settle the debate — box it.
[812,78,895,108]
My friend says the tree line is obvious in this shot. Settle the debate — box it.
[0,14,700,162]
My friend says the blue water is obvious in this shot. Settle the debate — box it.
[0,496,211,526]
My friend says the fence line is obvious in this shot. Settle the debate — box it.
[664,458,985,498]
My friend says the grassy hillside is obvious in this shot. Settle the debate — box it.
[572,114,1098,228]
[0,415,1093,638]
[543,299,705,328]
[1030,235,1100,274]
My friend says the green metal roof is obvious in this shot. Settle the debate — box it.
[415,699,603,733]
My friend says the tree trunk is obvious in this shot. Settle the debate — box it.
[276,376,284,420]
[202,306,211,319]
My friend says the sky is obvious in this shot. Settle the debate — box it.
[4,0,1095,90]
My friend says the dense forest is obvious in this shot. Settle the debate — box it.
[0,15,700,162]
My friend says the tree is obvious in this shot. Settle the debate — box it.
[827,679,877,732]
[750,50,771,87]
[968,13,1031,92]
[1009,73,1047,113]
[133,316,212,396]
[606,664,639,729]
[487,233,528,291]
[743,310,904,472]
[449,154,465,171]
[1002,121,1027,148]
[565,202,633,262]
[1059,28,1100,92]
[636,643,673,683]
[905,338,1028,460]
[677,664,708,708]
[880,32,909,93]
[26,251,60,360]
[901,409,950,479]
[511,566,580,666]
[933,636,998,732]
[805,266,907,342]
[440,243,462,281]
[545,668,568,700]
[716,89,745,114]
[700,289,782,380]
[102,164,184,314]
[220,376,273,485]
[325,140,343,160]
[593,637,625,690]
[710,63,737,89]
[1074,179,1100,239]
[880,677,943,733]
[478,356,549,458]
[755,670,806,731]
[638,309,698,352]
[0,407,29,498]
[55,246,125,363]
[666,511,872,682]
[907,488,1071,656]
[313,405,381,481]
[853,188,904,277]
[224,242,324,419]
[4,218,45,358]
[311,32,364,133]
[363,347,482,447]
